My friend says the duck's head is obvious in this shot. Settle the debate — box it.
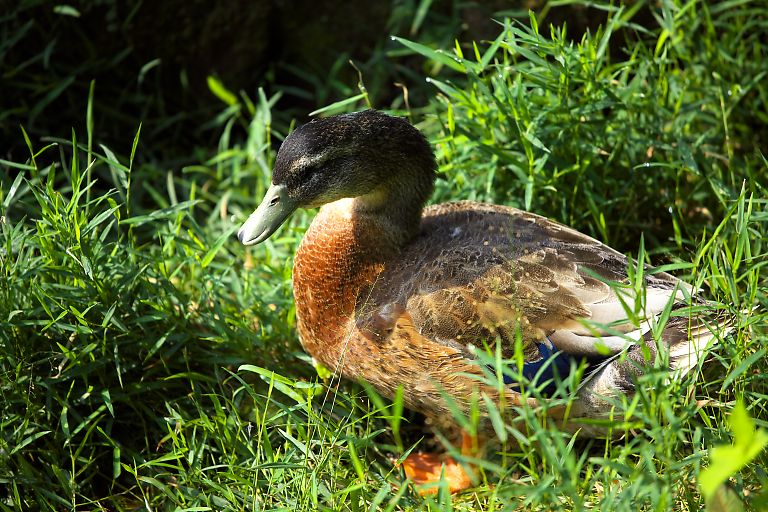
[238,110,435,245]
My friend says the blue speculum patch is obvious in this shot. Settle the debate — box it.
[502,337,597,397]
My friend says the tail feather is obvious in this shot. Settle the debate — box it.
[573,302,736,417]
[665,309,736,375]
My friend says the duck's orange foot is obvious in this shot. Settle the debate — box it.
[401,452,473,495]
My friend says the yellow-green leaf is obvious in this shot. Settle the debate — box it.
[700,401,768,502]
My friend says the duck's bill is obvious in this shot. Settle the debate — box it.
[238,183,297,245]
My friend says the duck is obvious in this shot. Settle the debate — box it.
[238,109,729,494]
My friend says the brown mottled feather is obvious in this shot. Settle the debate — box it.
[355,202,683,360]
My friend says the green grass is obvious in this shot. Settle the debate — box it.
[1,1,767,510]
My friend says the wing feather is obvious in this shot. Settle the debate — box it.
[357,201,686,365]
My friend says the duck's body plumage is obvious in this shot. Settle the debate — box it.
[292,194,704,433]
[238,110,728,484]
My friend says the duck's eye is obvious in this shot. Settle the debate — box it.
[298,163,318,179]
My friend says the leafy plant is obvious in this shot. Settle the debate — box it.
[700,401,768,508]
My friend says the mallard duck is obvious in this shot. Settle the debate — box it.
[238,110,728,493]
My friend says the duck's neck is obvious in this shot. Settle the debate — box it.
[353,167,435,245]
[292,167,434,366]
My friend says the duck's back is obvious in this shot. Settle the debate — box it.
[356,201,684,365]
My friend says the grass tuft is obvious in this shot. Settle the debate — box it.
[1,1,767,510]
